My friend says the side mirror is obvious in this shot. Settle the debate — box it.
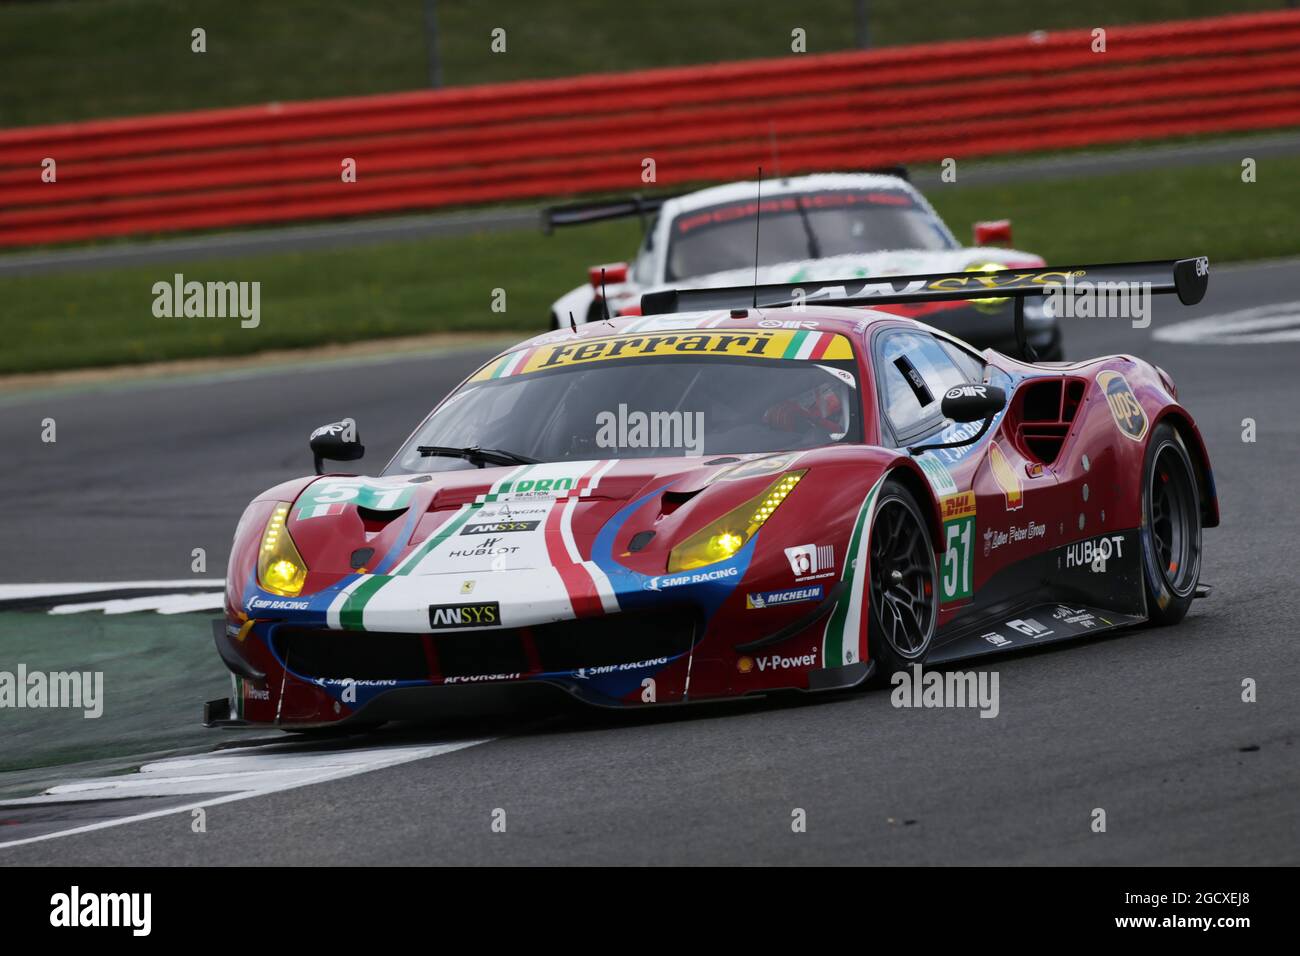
[310,419,364,475]
[941,384,1006,423]
[973,219,1012,247]
[909,385,1006,456]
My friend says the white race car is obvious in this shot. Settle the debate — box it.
[544,171,1062,359]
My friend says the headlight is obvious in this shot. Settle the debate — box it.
[965,261,1009,314]
[667,471,805,572]
[257,502,308,596]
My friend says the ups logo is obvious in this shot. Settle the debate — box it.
[1097,371,1148,442]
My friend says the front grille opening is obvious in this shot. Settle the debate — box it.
[532,610,697,671]
[273,628,428,681]
[273,609,700,683]
[435,629,530,677]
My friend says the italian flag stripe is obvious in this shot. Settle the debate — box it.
[339,574,390,630]
[335,464,532,630]
[490,351,527,379]
[781,329,810,359]
[338,504,479,629]
[809,332,833,360]
[395,503,479,576]
[822,476,883,667]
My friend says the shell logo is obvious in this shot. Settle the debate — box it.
[989,442,1024,511]
[736,656,755,674]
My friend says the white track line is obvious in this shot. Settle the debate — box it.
[0,737,493,850]
[1154,301,1300,345]
[0,580,224,601]
[49,593,224,615]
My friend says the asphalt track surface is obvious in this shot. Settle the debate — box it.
[1,258,1297,864]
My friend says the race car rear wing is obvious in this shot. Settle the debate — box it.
[541,168,911,234]
[541,193,685,234]
[641,257,1209,359]
[641,258,1209,314]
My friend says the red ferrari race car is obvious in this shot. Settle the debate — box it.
[205,258,1216,730]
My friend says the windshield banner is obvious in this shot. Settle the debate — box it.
[471,329,854,381]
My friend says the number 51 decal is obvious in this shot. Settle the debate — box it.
[939,492,976,601]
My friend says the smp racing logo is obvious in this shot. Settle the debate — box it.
[643,567,739,591]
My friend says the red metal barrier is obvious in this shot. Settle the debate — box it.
[1,10,1298,248]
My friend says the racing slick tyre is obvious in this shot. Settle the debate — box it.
[866,478,939,684]
[1140,422,1203,626]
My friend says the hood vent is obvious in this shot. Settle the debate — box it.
[357,506,408,536]
[658,488,699,517]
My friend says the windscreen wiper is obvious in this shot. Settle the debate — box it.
[416,445,538,468]
[793,197,822,260]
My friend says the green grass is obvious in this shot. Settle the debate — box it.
[0,0,1277,127]
[925,156,1299,263]
[0,611,245,775]
[1,156,1295,375]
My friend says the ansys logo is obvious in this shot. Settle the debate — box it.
[428,602,501,628]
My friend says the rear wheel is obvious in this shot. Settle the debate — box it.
[1140,422,1202,625]
[866,480,938,681]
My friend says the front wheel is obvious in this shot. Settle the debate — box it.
[1140,422,1203,625]
[866,479,939,681]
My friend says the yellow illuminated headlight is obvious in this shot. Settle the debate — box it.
[965,261,1009,313]
[256,502,308,596]
[667,471,805,572]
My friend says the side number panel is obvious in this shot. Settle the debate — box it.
[940,491,976,601]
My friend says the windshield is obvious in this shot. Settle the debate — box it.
[387,330,862,473]
[665,188,954,281]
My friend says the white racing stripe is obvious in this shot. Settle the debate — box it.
[0,737,492,850]
[564,459,620,613]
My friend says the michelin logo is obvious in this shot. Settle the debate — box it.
[746,585,824,609]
